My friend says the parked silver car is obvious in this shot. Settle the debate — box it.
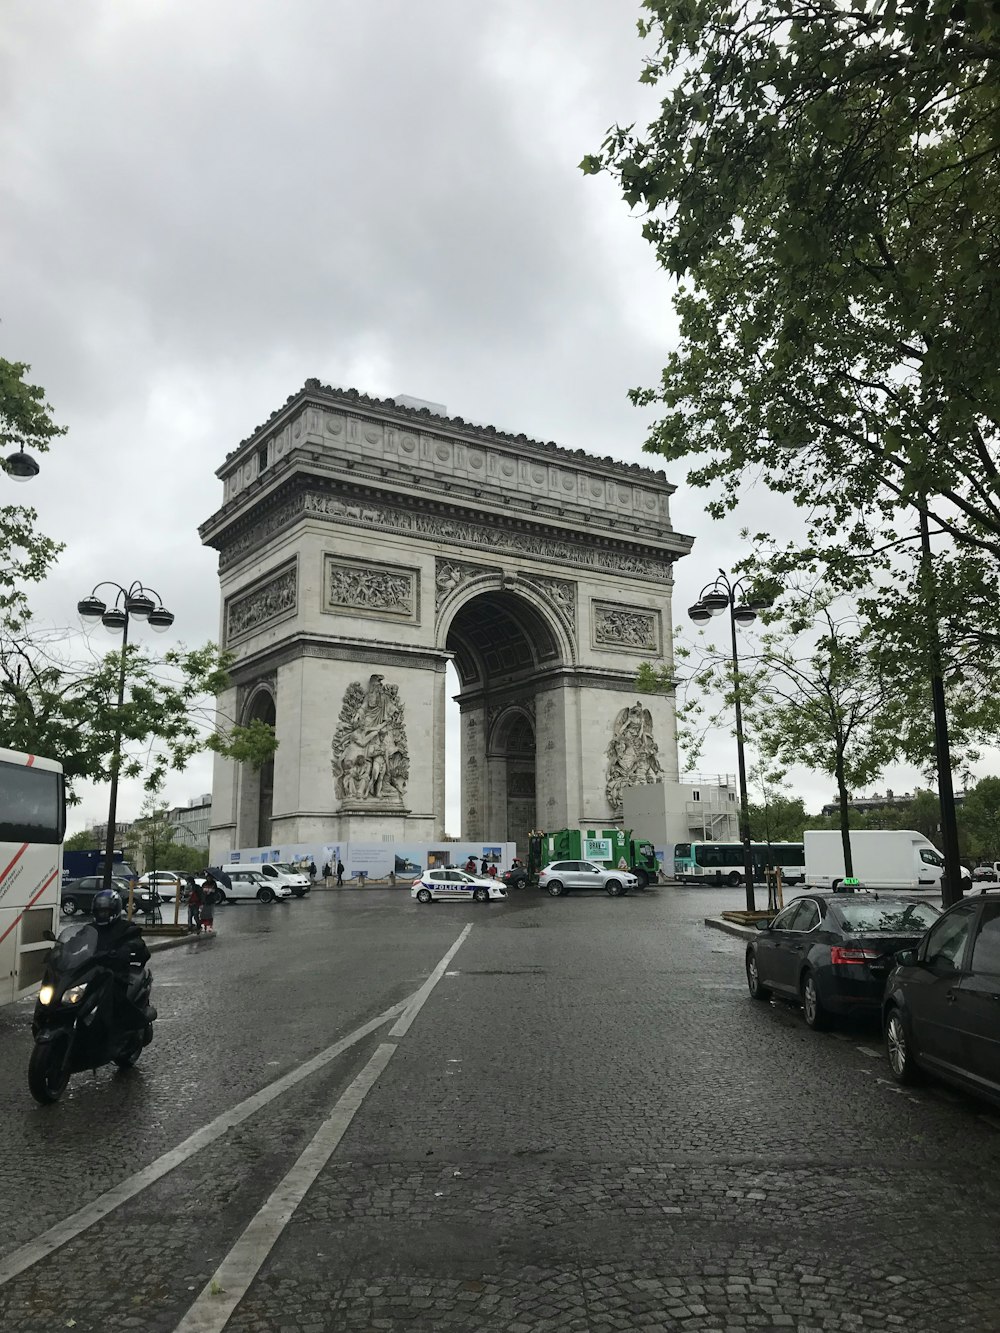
[537,860,638,897]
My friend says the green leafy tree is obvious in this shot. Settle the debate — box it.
[1,358,66,629]
[747,795,808,844]
[64,828,99,851]
[958,777,1000,861]
[585,1,1000,626]
[0,631,276,799]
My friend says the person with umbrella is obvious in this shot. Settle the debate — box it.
[200,872,218,933]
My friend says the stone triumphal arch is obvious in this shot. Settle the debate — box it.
[201,381,693,859]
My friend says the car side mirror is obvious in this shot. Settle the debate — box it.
[755,919,771,931]
[894,948,918,967]
[42,928,56,941]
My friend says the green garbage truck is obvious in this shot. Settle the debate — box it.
[529,827,659,889]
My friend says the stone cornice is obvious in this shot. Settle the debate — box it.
[201,472,687,583]
[220,379,674,486]
[228,634,452,683]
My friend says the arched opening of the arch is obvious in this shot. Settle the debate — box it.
[445,589,563,853]
[237,690,276,849]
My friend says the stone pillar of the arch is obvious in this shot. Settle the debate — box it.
[534,681,578,831]
[207,685,238,864]
[484,750,509,843]
[459,701,488,839]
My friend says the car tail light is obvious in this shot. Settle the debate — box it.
[830,945,879,965]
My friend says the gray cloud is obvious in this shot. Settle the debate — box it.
[1,1,971,837]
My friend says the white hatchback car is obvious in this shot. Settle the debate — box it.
[537,860,638,897]
[411,869,507,904]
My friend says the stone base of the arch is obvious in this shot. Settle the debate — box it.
[459,672,680,847]
[207,646,447,863]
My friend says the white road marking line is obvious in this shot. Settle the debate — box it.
[856,1045,883,1058]
[0,999,407,1289]
[389,923,473,1038]
[174,1041,397,1333]
[173,925,473,1333]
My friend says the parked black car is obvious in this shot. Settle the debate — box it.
[746,893,941,1029]
[884,894,1000,1104]
[502,866,529,890]
[61,876,156,917]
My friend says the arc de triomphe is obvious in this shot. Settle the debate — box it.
[201,381,692,859]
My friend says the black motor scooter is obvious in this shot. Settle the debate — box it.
[29,923,156,1104]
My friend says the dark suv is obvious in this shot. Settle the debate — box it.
[62,876,156,917]
[884,894,1000,1105]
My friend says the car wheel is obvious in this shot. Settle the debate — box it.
[605,879,624,897]
[473,887,490,903]
[214,890,227,905]
[546,880,564,897]
[416,888,432,904]
[801,970,828,1030]
[746,948,772,1001]
[634,869,649,890]
[256,886,276,904]
[61,897,78,916]
[886,1008,920,1084]
[726,871,742,888]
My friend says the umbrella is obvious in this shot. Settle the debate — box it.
[206,866,233,890]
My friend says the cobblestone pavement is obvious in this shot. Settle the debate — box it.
[2,884,1000,1332]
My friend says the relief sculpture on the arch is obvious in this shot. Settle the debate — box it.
[605,701,663,810]
[332,674,410,805]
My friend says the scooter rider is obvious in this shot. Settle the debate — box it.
[92,889,155,1028]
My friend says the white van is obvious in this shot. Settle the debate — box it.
[803,829,959,891]
[220,863,306,898]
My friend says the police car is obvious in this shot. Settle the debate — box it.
[411,868,508,904]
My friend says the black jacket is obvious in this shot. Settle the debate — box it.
[94,919,150,970]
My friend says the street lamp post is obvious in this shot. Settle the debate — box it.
[689,572,772,913]
[77,582,175,891]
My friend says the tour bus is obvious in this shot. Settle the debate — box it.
[0,747,66,1006]
[672,840,805,887]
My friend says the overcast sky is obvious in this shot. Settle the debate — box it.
[1,0,973,840]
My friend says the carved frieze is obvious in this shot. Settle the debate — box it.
[518,573,576,633]
[331,674,409,807]
[323,555,418,622]
[606,701,663,811]
[225,562,297,645]
[435,559,495,611]
[218,490,673,583]
[592,600,660,653]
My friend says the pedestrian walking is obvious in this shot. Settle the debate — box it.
[186,877,203,934]
[336,859,345,887]
[308,859,317,881]
[322,861,332,883]
[488,863,497,879]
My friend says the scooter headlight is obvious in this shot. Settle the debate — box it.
[38,984,55,1006]
[64,983,88,1004]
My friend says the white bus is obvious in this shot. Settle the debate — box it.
[0,748,66,1006]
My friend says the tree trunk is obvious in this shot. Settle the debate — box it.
[835,757,854,879]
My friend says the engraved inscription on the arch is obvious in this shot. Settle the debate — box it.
[219,491,674,583]
[592,600,660,653]
[225,561,298,645]
[323,555,418,623]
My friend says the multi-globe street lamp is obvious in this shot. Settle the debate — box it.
[688,571,773,913]
[77,582,175,891]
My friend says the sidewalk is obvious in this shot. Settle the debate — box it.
[704,915,757,941]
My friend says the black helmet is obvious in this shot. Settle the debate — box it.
[93,889,123,925]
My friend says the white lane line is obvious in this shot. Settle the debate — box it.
[173,924,473,1333]
[389,923,472,1038]
[856,1045,883,1059]
[0,999,406,1289]
[174,1042,396,1333]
